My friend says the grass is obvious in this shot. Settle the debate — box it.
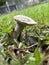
[0,2,49,65]
[0,2,49,26]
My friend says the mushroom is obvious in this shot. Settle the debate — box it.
[13,15,37,40]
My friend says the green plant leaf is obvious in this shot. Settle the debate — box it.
[12,59,20,65]
[34,48,41,65]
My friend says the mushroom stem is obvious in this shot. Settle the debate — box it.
[13,22,25,40]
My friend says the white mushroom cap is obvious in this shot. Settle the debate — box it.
[14,15,37,25]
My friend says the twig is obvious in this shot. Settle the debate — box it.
[15,43,38,50]
[24,43,38,49]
